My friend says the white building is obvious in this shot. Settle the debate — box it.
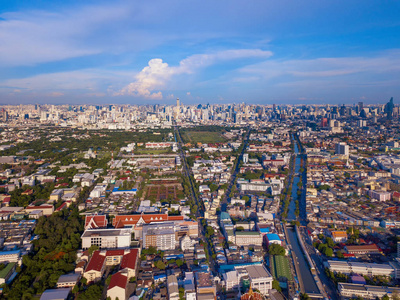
[326,260,395,277]
[339,283,400,300]
[107,272,127,300]
[235,231,263,246]
[81,228,131,249]
[224,270,240,291]
[242,265,273,295]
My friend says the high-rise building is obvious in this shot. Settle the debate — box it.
[357,102,364,115]
[385,97,394,120]
[335,142,349,156]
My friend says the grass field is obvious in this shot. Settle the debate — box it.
[134,148,172,155]
[182,131,228,144]
[271,255,292,281]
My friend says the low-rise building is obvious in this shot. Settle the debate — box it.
[56,273,80,288]
[107,271,128,300]
[235,231,263,246]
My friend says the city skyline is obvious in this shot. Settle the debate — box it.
[0,0,399,105]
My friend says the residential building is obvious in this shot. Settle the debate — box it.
[243,265,273,295]
[142,222,175,250]
[235,231,263,246]
[56,273,80,288]
[107,272,128,300]
[167,274,179,300]
[196,272,216,298]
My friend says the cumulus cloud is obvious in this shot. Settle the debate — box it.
[116,59,173,99]
[117,49,272,99]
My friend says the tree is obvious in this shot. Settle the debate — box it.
[324,247,333,257]
[336,250,344,259]
[382,295,390,300]
[300,293,311,300]
[72,284,79,294]
[176,259,184,267]
[269,244,286,256]
[88,245,99,256]
[326,237,335,248]
[272,279,281,292]
[155,260,166,270]
[77,284,102,300]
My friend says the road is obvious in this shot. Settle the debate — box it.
[173,125,218,274]
[221,127,251,212]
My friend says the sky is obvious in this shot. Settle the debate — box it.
[0,0,399,105]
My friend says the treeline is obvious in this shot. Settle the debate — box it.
[2,128,171,159]
[10,182,55,207]
[1,208,84,299]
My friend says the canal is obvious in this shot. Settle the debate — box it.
[286,226,320,295]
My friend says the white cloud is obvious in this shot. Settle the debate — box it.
[0,3,138,66]
[240,50,400,80]
[117,49,272,99]
[116,58,173,99]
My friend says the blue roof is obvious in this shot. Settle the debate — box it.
[260,228,270,233]
[220,212,231,220]
[112,187,137,192]
[266,233,281,241]
[219,261,262,272]
[0,250,20,255]
[154,274,166,279]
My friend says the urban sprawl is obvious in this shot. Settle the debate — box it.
[0,98,399,300]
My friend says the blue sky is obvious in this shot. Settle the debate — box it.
[0,0,399,105]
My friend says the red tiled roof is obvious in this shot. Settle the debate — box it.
[26,205,53,209]
[76,261,86,268]
[393,191,400,198]
[106,249,125,256]
[86,251,105,272]
[55,202,67,211]
[167,215,184,221]
[120,249,138,270]
[108,271,127,290]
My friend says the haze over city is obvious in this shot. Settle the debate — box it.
[0,0,399,105]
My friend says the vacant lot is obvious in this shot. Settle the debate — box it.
[182,131,228,144]
[146,183,184,201]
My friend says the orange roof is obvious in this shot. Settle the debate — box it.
[113,213,184,227]
[85,215,108,229]
[332,231,347,238]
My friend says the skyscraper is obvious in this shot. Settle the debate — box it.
[385,97,394,120]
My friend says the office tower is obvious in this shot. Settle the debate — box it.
[385,97,394,120]
[335,142,349,156]
[357,102,363,115]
